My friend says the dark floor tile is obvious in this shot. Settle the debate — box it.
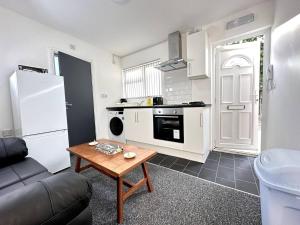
[175,158,190,167]
[249,159,258,174]
[149,155,165,164]
[235,158,252,170]
[221,152,234,159]
[182,169,198,177]
[216,177,235,188]
[235,168,256,183]
[217,166,235,181]
[255,180,260,191]
[248,156,256,163]
[236,180,259,195]
[198,168,216,182]
[249,158,255,168]
[203,159,219,171]
[219,157,234,169]
[254,173,259,183]
[234,154,249,159]
[157,153,168,158]
[160,156,177,168]
[170,163,185,172]
[207,151,221,161]
[185,161,202,173]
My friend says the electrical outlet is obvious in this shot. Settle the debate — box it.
[2,129,14,137]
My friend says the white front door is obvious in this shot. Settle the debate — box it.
[215,42,260,151]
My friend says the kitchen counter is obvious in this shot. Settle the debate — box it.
[106,104,211,111]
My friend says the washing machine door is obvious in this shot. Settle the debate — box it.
[109,117,124,136]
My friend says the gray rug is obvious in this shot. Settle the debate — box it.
[74,162,261,225]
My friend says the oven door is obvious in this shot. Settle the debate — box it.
[153,115,184,143]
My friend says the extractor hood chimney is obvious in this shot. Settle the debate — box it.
[155,31,187,72]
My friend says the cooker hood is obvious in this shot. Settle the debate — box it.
[155,31,187,72]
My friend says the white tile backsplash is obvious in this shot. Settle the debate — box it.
[163,69,192,104]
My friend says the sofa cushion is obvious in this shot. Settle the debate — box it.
[0,167,20,189]
[0,182,24,196]
[0,158,50,197]
[11,157,48,180]
[0,172,93,225]
[0,138,28,167]
[23,171,52,185]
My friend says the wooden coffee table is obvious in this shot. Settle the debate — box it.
[67,139,156,224]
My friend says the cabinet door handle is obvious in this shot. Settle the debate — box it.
[137,112,139,123]
[200,113,203,127]
[134,112,137,123]
[188,62,192,75]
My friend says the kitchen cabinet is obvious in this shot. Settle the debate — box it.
[183,108,210,154]
[186,30,208,79]
[124,108,153,144]
[123,106,211,163]
[123,109,137,141]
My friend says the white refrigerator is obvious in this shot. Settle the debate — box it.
[10,70,71,173]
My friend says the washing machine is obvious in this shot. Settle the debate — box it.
[108,111,126,143]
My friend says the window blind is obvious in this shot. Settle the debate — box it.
[122,60,161,98]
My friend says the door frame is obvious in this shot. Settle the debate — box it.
[215,41,260,151]
[47,47,99,138]
[210,27,271,155]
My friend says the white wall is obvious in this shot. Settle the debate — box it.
[120,1,274,105]
[0,6,122,138]
[121,42,168,69]
[205,1,274,43]
[272,0,300,28]
[261,0,300,150]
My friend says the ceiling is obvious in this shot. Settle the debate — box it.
[0,0,267,56]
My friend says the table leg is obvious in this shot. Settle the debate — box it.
[117,177,124,224]
[75,157,81,173]
[142,162,153,192]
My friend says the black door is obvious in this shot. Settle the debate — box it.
[58,52,96,146]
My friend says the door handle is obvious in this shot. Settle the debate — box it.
[188,62,192,75]
[134,112,137,123]
[200,113,203,127]
[250,91,259,102]
[137,112,139,123]
[154,115,179,119]
[66,102,72,109]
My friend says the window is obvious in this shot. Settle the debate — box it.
[222,55,252,69]
[122,60,162,98]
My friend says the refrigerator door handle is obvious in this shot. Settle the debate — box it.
[66,102,72,109]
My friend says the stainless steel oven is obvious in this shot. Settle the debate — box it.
[153,108,184,143]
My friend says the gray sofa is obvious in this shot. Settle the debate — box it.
[0,137,93,225]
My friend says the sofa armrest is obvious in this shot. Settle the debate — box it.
[0,172,93,225]
[0,138,28,167]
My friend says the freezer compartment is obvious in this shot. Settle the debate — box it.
[24,130,71,173]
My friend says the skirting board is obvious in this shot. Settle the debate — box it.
[127,140,210,163]
[214,147,259,157]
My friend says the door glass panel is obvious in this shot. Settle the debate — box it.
[110,117,123,136]
[222,56,251,69]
